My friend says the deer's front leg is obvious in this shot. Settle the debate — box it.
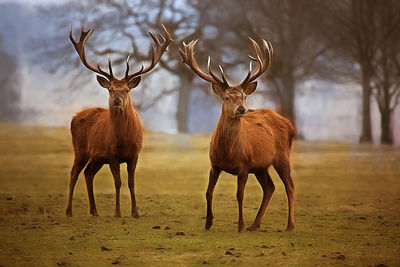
[84,159,103,216]
[237,172,249,232]
[205,167,221,229]
[127,155,139,218]
[247,170,275,231]
[109,160,122,217]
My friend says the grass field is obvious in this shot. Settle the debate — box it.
[0,123,399,266]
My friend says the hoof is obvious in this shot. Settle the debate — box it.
[205,220,213,230]
[114,213,121,218]
[246,225,260,231]
[90,211,99,217]
[285,226,294,232]
[238,223,244,233]
[65,211,73,217]
[131,208,139,218]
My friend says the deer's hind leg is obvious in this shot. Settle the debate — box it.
[109,160,122,217]
[274,157,295,231]
[84,159,103,216]
[127,155,139,218]
[247,169,275,231]
[237,171,249,232]
[66,155,89,217]
[205,167,221,229]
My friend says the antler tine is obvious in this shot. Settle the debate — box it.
[69,25,113,80]
[157,33,166,43]
[161,24,172,41]
[125,25,173,81]
[97,54,114,78]
[218,65,229,86]
[149,32,161,46]
[248,54,257,61]
[248,38,264,77]
[264,39,273,57]
[263,39,273,68]
[107,54,114,78]
[179,40,212,83]
[207,64,224,86]
[250,37,263,59]
[240,37,272,87]
[207,57,226,86]
[240,61,253,87]
[180,39,229,87]
[125,55,131,78]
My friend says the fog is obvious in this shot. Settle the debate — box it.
[0,1,399,144]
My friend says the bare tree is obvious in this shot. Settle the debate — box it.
[318,0,400,144]
[370,1,400,144]
[317,0,381,143]
[95,0,204,132]
[255,0,329,124]
[0,37,22,122]
[33,0,206,132]
[197,0,330,131]
[34,0,334,134]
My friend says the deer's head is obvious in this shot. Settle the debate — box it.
[69,25,172,115]
[179,38,272,119]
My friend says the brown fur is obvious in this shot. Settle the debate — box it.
[179,37,294,232]
[66,87,143,218]
[210,109,294,174]
[181,36,295,232]
[66,25,171,218]
[205,88,296,232]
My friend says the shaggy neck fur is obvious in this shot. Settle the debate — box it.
[109,100,141,144]
[214,109,242,157]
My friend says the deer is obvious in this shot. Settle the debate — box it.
[65,25,172,218]
[179,38,295,232]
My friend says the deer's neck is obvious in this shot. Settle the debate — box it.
[109,104,141,143]
[213,111,242,155]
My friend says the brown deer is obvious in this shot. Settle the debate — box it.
[179,38,295,232]
[66,25,172,217]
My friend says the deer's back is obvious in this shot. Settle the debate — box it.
[243,108,294,153]
[210,109,294,173]
[70,107,111,158]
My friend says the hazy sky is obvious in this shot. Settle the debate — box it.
[0,0,399,143]
[0,0,65,4]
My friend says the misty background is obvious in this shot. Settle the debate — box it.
[0,0,399,144]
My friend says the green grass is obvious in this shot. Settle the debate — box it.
[0,123,399,266]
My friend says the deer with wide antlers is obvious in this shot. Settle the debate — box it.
[180,38,295,232]
[65,25,172,217]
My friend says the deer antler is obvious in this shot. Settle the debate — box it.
[179,40,230,88]
[124,24,173,81]
[69,25,114,80]
[240,37,273,87]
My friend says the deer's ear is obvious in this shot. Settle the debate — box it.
[244,81,257,95]
[128,76,141,89]
[97,76,110,89]
[212,83,225,96]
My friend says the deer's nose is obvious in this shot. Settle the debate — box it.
[113,98,123,106]
[236,105,246,114]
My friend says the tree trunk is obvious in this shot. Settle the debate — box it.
[275,69,300,138]
[176,74,192,133]
[359,74,373,143]
[380,107,393,144]
[279,75,296,124]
